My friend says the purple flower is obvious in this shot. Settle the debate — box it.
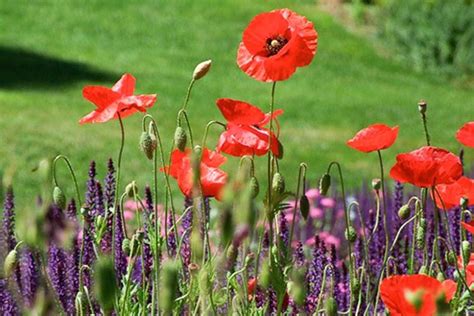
[104,158,116,211]
[305,235,327,313]
[294,241,305,267]
[278,213,289,249]
[114,206,127,283]
[0,279,18,315]
[48,243,69,311]
[2,187,16,252]
[19,248,39,308]
[181,198,193,267]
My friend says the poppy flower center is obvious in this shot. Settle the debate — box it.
[265,35,288,56]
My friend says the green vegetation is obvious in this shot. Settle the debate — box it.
[1,0,473,211]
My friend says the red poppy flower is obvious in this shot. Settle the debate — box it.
[162,148,227,199]
[380,274,455,316]
[458,253,474,286]
[216,98,283,157]
[80,74,156,124]
[247,278,289,310]
[389,146,463,188]
[456,122,474,148]
[347,124,399,153]
[433,176,474,209]
[237,9,318,82]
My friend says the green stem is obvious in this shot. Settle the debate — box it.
[288,163,306,258]
[266,81,277,260]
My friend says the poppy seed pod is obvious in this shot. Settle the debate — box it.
[4,249,17,278]
[398,204,411,220]
[418,100,427,114]
[125,181,138,198]
[300,194,310,220]
[140,131,155,160]
[371,178,381,191]
[174,126,187,152]
[94,257,117,311]
[192,59,212,80]
[249,176,259,199]
[462,241,470,266]
[319,173,331,196]
[325,297,338,316]
[345,226,357,243]
[272,172,285,195]
[53,186,66,209]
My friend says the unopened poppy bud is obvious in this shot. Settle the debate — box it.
[460,196,469,209]
[249,176,259,199]
[418,100,427,114]
[174,126,187,152]
[319,173,331,196]
[199,268,211,296]
[272,172,285,195]
[418,265,428,275]
[325,297,338,316]
[122,238,131,256]
[405,289,424,312]
[446,251,457,265]
[139,131,155,160]
[192,59,212,80]
[4,249,17,277]
[160,260,180,313]
[415,225,425,249]
[53,186,66,209]
[462,240,470,266]
[398,204,411,220]
[94,256,117,311]
[300,194,310,220]
[345,226,357,243]
[244,253,255,267]
[436,272,445,282]
[125,181,138,198]
[372,178,381,191]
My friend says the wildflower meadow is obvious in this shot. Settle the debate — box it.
[2,6,474,316]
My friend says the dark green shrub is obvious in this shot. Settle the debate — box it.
[381,0,473,75]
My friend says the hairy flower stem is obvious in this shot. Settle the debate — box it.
[266,81,277,261]
[288,163,307,258]
[111,114,125,260]
[373,150,392,312]
[327,161,354,316]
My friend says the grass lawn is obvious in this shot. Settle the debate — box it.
[1,0,473,212]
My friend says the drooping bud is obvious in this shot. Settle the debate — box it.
[122,238,131,256]
[139,131,155,160]
[371,178,381,191]
[174,126,187,152]
[446,251,457,265]
[125,181,138,198]
[325,297,338,316]
[398,204,411,220]
[300,194,310,220]
[192,60,212,80]
[94,256,117,312]
[345,226,357,243]
[418,100,427,114]
[249,176,259,199]
[160,260,180,313]
[462,241,470,266]
[53,186,66,209]
[272,172,285,195]
[4,249,18,277]
[319,173,331,196]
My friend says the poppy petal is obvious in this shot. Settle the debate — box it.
[242,11,289,55]
[112,73,136,96]
[216,98,266,125]
[456,122,474,148]
[82,86,121,109]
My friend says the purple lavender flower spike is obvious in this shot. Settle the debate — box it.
[294,241,305,267]
[19,248,38,308]
[66,199,77,220]
[114,206,127,283]
[305,235,326,314]
[81,214,95,291]
[2,187,17,252]
[85,161,97,210]
[104,158,116,211]
[0,279,18,315]
[278,213,289,249]
[48,243,69,311]
[181,197,193,267]
[268,288,277,315]
[167,214,177,257]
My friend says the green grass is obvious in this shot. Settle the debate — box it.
[1,0,473,212]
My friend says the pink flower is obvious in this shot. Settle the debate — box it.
[319,231,341,248]
[310,207,323,219]
[305,188,320,200]
[320,197,336,208]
